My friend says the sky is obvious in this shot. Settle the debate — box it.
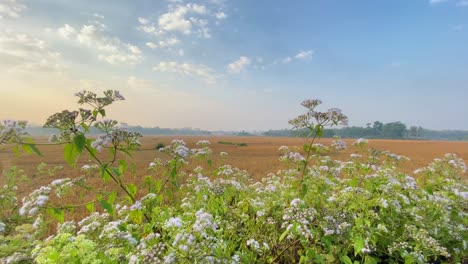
[0,0,467,131]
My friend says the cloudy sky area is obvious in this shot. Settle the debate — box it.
[0,0,467,130]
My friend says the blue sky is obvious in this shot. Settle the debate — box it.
[0,0,467,130]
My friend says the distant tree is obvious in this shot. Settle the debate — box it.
[382,122,407,139]
[373,121,383,135]
[409,126,419,138]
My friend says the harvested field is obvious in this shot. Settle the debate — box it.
[1,136,467,235]
[1,136,467,189]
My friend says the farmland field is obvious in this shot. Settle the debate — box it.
[2,134,467,262]
[2,136,467,193]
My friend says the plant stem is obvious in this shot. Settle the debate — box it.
[84,144,152,223]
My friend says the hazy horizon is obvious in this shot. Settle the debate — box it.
[1,0,467,131]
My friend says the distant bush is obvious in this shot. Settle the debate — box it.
[155,142,165,150]
[218,141,248,147]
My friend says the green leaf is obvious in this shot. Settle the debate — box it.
[126,183,137,198]
[81,123,89,132]
[279,229,289,242]
[99,199,114,214]
[129,210,143,224]
[353,236,365,256]
[74,134,86,153]
[98,108,106,117]
[21,143,42,156]
[314,125,323,137]
[107,190,117,204]
[364,256,378,264]
[119,160,128,175]
[85,202,94,213]
[64,143,80,167]
[100,163,111,183]
[340,255,353,264]
[207,159,213,167]
[47,208,65,223]
[111,166,121,177]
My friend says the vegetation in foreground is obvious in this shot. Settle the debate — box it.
[0,91,467,263]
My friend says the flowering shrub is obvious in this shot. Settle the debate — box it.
[0,93,467,263]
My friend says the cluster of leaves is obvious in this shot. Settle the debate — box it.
[0,92,467,263]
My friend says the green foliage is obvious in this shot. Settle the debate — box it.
[1,93,467,263]
[155,142,165,150]
[218,141,248,147]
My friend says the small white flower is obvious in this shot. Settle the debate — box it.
[165,217,183,228]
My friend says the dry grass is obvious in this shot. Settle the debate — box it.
[2,136,468,188]
[1,136,467,228]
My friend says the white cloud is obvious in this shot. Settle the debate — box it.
[57,24,76,39]
[457,0,468,6]
[178,48,184,56]
[145,37,180,49]
[56,21,143,65]
[160,37,181,47]
[158,4,208,34]
[92,13,104,19]
[138,17,149,25]
[279,50,314,64]
[227,56,251,73]
[0,30,64,74]
[153,61,218,84]
[127,76,153,90]
[0,0,26,19]
[295,50,314,60]
[146,42,158,49]
[430,0,449,4]
[138,2,226,43]
[215,11,227,20]
[282,56,292,64]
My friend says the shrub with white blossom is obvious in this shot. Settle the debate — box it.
[0,92,467,263]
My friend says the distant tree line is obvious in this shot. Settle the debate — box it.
[24,122,468,141]
[264,121,468,141]
[26,126,213,136]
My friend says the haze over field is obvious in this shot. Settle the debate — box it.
[1,0,467,130]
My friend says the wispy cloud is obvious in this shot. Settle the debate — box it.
[227,56,251,73]
[295,50,314,60]
[56,19,143,65]
[429,0,449,4]
[0,29,65,75]
[430,0,468,6]
[153,61,218,84]
[0,0,26,19]
[279,50,314,64]
[137,1,228,50]
[145,37,180,49]
[137,3,217,38]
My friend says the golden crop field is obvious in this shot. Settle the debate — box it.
[1,136,467,235]
[2,136,467,190]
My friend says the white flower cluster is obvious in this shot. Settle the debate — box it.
[0,120,28,144]
[280,151,306,163]
[353,138,368,146]
[91,134,113,152]
[19,186,52,217]
[196,140,210,146]
[0,221,5,233]
[281,198,317,240]
[331,139,347,150]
